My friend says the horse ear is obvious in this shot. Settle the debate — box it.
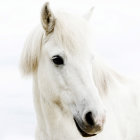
[20,27,44,75]
[84,7,94,20]
[41,2,55,34]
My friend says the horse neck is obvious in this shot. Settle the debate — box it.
[32,75,50,139]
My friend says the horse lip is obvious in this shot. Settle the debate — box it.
[74,118,97,137]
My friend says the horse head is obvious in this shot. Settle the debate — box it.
[20,2,106,139]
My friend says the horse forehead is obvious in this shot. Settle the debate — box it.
[55,12,88,30]
[53,12,92,52]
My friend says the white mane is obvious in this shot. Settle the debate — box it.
[20,26,44,74]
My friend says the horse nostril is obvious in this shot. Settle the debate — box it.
[85,112,95,126]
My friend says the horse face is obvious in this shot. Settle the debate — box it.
[37,3,106,138]
[38,36,106,136]
[37,12,106,136]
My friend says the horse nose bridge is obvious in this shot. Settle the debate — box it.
[74,84,104,114]
[73,65,94,87]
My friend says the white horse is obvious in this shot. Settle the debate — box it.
[20,3,140,140]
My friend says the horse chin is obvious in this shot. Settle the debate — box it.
[74,119,97,137]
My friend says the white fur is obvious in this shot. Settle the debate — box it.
[20,6,140,140]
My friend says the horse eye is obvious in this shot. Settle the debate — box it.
[52,55,64,65]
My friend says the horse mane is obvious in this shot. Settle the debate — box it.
[92,55,124,95]
[20,26,44,75]
[53,12,90,52]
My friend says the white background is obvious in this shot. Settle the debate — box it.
[0,0,140,139]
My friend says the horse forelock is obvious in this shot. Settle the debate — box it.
[53,12,91,52]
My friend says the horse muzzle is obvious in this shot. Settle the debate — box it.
[74,111,105,137]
